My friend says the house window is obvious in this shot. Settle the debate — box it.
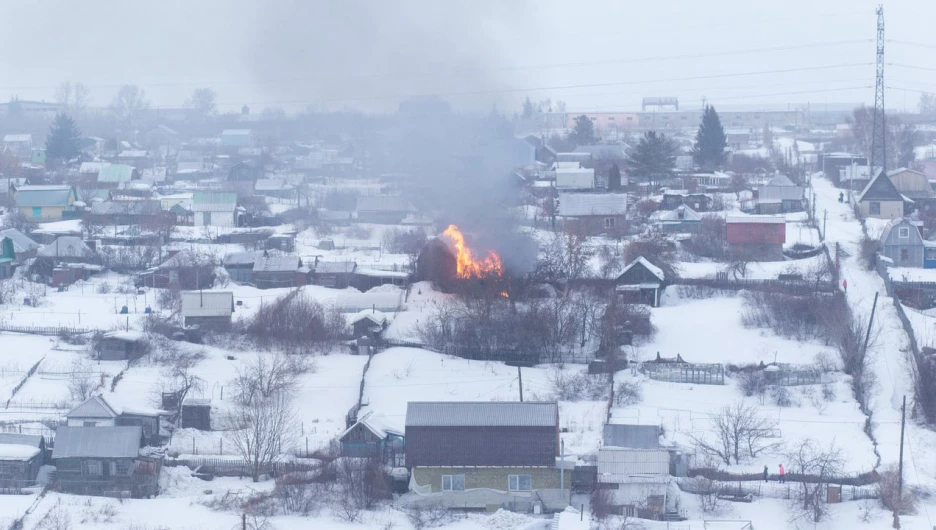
[85,460,103,476]
[82,421,97,427]
[442,475,465,491]
[926,248,936,260]
[31,207,41,218]
[870,202,881,215]
[604,217,615,229]
[113,460,132,476]
[169,270,179,283]
[901,249,909,261]
[899,227,910,238]
[202,212,212,225]
[509,474,532,491]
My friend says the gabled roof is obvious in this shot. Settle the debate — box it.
[350,309,387,326]
[253,255,300,272]
[181,291,234,318]
[766,174,795,187]
[15,185,75,208]
[315,261,357,274]
[97,164,136,183]
[66,395,118,419]
[603,424,660,449]
[557,193,627,217]
[339,411,402,441]
[880,217,920,243]
[619,257,665,282]
[0,433,42,449]
[405,401,558,428]
[355,195,411,213]
[223,251,263,266]
[192,191,237,211]
[52,426,142,459]
[0,228,39,253]
[37,236,95,259]
[3,134,32,143]
[658,204,702,222]
[79,162,107,174]
[858,169,904,202]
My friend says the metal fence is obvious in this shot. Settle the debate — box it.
[641,363,725,385]
[164,457,321,478]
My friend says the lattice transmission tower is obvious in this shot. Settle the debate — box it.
[870,5,887,174]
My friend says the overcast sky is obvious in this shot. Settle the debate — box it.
[0,0,931,114]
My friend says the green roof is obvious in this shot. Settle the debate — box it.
[193,191,237,205]
[97,164,135,183]
[0,237,15,263]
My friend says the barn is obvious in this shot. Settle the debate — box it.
[415,238,456,285]
[725,215,786,261]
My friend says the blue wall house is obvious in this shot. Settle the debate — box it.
[879,218,924,268]
[339,412,405,466]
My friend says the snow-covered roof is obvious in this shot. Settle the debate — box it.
[97,164,136,183]
[181,291,234,318]
[857,168,904,203]
[0,228,39,253]
[37,236,95,259]
[766,174,795,187]
[253,255,300,273]
[0,444,41,461]
[338,411,402,441]
[315,261,357,274]
[557,193,627,217]
[102,330,146,343]
[335,291,401,313]
[254,178,292,191]
[52,426,142,459]
[223,251,263,266]
[66,395,118,419]
[658,204,702,222]
[350,309,388,326]
[3,134,31,143]
[619,257,665,282]
[726,214,786,224]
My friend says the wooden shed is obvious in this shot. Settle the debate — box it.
[180,399,211,431]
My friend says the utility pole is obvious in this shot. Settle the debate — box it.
[870,5,887,175]
[863,292,879,359]
[823,210,827,242]
[894,395,906,528]
[517,366,523,402]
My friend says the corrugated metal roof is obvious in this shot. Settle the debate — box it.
[193,191,237,209]
[315,261,356,274]
[0,228,39,253]
[658,205,702,222]
[603,424,660,449]
[0,433,42,448]
[15,186,74,208]
[223,251,263,266]
[253,255,300,272]
[98,164,136,183]
[181,291,234,318]
[356,195,411,213]
[66,395,117,419]
[557,193,627,217]
[255,178,292,191]
[597,448,670,481]
[52,426,142,459]
[3,134,32,143]
[405,401,558,428]
[37,236,95,259]
[90,200,161,216]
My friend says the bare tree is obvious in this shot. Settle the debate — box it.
[185,88,218,116]
[223,391,297,482]
[334,457,391,522]
[110,84,149,128]
[785,439,844,524]
[231,354,311,406]
[690,401,779,466]
[56,81,90,117]
[67,359,99,402]
[0,278,17,305]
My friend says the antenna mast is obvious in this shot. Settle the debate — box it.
[870,5,887,174]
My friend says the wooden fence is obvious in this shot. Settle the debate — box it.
[0,325,93,336]
[675,277,837,296]
[164,457,321,478]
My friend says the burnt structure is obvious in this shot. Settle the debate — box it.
[415,237,457,286]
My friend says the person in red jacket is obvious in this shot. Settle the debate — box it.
[779,464,785,483]
[843,279,848,293]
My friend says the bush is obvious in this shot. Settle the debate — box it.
[382,227,428,255]
[550,368,608,402]
[95,282,112,294]
[877,465,917,515]
[739,371,767,398]
[615,380,643,406]
[860,234,880,271]
[770,385,793,407]
[239,293,346,354]
[684,216,729,260]
[741,291,849,342]
[405,502,457,529]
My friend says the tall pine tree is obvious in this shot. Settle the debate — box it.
[626,131,677,192]
[691,105,728,171]
[45,113,82,163]
[608,163,622,191]
[568,115,596,146]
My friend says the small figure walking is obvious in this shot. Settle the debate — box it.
[763,465,769,483]
[838,191,845,203]
[842,279,848,293]
[779,464,785,484]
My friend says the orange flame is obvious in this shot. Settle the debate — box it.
[441,224,503,279]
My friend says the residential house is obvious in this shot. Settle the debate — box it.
[660,192,712,212]
[96,331,149,361]
[0,177,28,208]
[140,167,168,185]
[96,164,139,188]
[615,257,666,307]
[36,236,98,266]
[686,172,731,190]
[79,162,107,181]
[888,168,935,213]
[317,209,353,226]
[115,151,150,169]
[51,426,159,498]
[406,401,567,512]
[858,169,907,220]
[88,200,163,226]
[603,424,661,450]
[879,218,926,268]
[252,255,303,289]
[228,160,263,182]
[555,167,596,190]
[143,125,179,147]
[2,134,32,158]
[756,174,805,214]
[220,129,253,149]
[556,152,591,166]
[313,261,357,288]
[15,185,77,220]
[726,215,786,261]
[339,412,405,466]
[222,251,263,283]
[0,228,39,263]
[180,399,212,431]
[351,268,410,291]
[66,394,165,446]
[192,191,239,227]
[0,433,45,488]
[597,447,676,519]
[265,233,295,253]
[556,193,627,236]
[137,249,215,290]
[350,309,388,341]
[175,161,213,181]
[254,178,295,200]
[0,237,13,279]
[355,196,413,224]
[180,291,234,330]
[657,205,702,233]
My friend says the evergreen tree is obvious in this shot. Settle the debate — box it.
[568,115,596,146]
[522,96,535,118]
[45,113,82,163]
[692,105,728,170]
[608,163,622,191]
[626,131,677,192]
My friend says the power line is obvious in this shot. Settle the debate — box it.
[888,39,936,50]
[574,86,871,112]
[889,63,936,73]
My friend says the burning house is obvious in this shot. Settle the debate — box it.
[416,225,504,289]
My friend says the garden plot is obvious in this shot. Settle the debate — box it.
[610,374,876,475]
[676,252,828,280]
[637,292,839,366]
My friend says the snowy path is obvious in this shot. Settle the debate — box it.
[812,174,936,522]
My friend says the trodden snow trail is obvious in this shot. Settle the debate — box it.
[811,174,933,491]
